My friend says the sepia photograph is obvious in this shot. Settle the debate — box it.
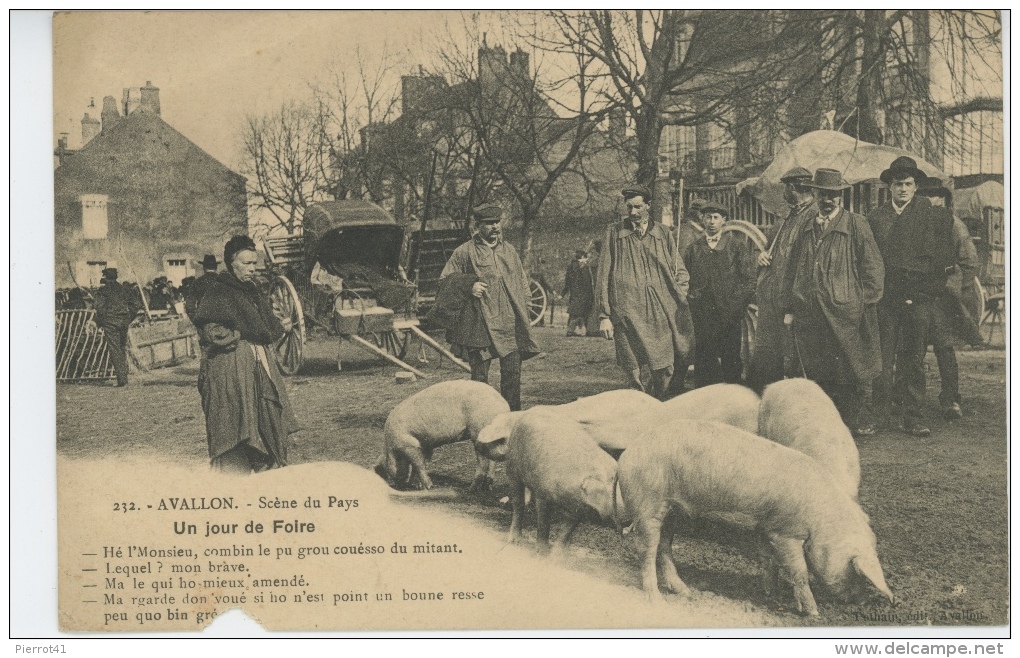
[14,8,1009,643]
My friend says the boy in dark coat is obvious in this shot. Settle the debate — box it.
[682,202,756,388]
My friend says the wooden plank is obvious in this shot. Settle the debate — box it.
[348,334,428,379]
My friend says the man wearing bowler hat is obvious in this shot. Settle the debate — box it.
[440,203,539,411]
[185,254,220,319]
[748,166,818,391]
[596,184,693,399]
[868,156,958,436]
[782,168,884,433]
[93,267,142,386]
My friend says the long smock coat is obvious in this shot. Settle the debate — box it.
[563,259,594,318]
[782,207,885,383]
[755,201,817,355]
[194,273,299,466]
[440,235,540,359]
[596,220,694,372]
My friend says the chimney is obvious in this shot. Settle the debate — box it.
[478,45,507,88]
[101,96,121,133]
[81,112,101,145]
[139,80,161,115]
[509,49,530,78]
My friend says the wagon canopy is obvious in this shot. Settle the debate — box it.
[739,130,948,217]
[302,201,405,275]
[954,180,1004,222]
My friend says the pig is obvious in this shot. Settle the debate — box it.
[617,418,893,616]
[505,407,624,551]
[660,383,761,435]
[375,379,510,491]
[475,389,661,459]
[759,378,861,500]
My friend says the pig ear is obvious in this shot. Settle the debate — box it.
[853,556,894,602]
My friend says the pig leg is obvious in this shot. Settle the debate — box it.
[656,513,690,595]
[759,536,783,598]
[768,534,819,617]
[401,443,433,490]
[468,452,495,492]
[551,517,581,555]
[535,497,552,548]
[636,512,667,601]
[508,482,526,542]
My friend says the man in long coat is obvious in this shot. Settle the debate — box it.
[596,185,694,399]
[93,267,141,387]
[440,204,539,411]
[747,166,817,392]
[563,249,593,336]
[185,254,220,319]
[868,157,959,436]
[782,169,884,432]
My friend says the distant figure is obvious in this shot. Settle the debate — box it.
[562,249,593,336]
[584,240,603,336]
[683,201,756,388]
[92,267,141,387]
[596,185,694,399]
[185,254,219,319]
[439,204,540,411]
[147,276,174,312]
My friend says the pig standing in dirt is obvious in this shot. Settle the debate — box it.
[660,383,761,434]
[618,418,893,616]
[475,389,661,459]
[506,407,623,550]
[759,378,861,500]
[375,380,510,490]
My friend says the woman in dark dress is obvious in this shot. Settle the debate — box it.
[194,236,299,474]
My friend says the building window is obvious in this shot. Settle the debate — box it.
[943,110,1003,177]
[80,194,109,240]
[167,259,186,267]
[82,260,108,288]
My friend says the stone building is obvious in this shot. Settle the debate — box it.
[54,81,247,287]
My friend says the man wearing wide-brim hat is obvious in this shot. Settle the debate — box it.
[595,185,693,399]
[438,203,539,411]
[782,168,885,433]
[185,254,220,320]
[868,156,960,436]
[747,166,818,392]
[93,266,142,386]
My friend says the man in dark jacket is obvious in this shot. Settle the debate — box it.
[868,158,959,436]
[563,249,593,336]
[185,254,220,319]
[747,166,817,392]
[439,204,539,411]
[93,267,141,386]
[683,201,756,387]
[783,169,885,433]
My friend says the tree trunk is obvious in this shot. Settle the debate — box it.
[634,109,663,189]
[855,10,886,144]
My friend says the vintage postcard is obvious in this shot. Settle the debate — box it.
[34,9,1009,638]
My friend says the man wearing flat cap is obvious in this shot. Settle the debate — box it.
[868,156,958,436]
[782,168,884,433]
[93,267,142,387]
[747,166,817,391]
[439,203,539,411]
[683,200,756,388]
[596,185,693,399]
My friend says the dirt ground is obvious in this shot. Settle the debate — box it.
[56,324,1008,628]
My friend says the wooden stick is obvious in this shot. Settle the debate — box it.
[407,325,470,373]
[349,334,428,379]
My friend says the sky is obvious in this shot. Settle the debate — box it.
[52,10,511,170]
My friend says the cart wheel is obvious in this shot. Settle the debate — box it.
[528,279,548,327]
[721,220,768,253]
[741,304,758,379]
[270,275,305,375]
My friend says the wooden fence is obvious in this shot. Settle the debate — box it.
[55,309,116,382]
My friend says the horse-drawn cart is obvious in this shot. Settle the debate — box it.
[263,201,470,378]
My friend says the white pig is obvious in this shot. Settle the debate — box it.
[375,380,510,490]
[660,383,761,435]
[759,378,861,500]
[506,407,624,550]
[618,418,893,616]
[475,389,661,458]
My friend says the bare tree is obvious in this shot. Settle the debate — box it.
[238,100,332,235]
